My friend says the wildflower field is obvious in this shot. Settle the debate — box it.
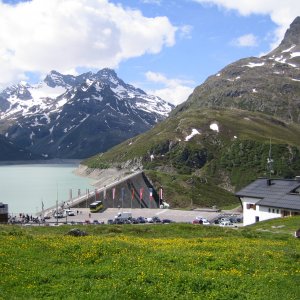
[0,218,299,299]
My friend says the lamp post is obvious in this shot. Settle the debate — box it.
[159,186,163,208]
[56,200,58,225]
[121,188,125,213]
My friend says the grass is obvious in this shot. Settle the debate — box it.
[145,170,240,209]
[0,217,299,299]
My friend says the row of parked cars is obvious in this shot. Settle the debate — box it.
[107,216,174,225]
[215,216,243,227]
[53,209,76,218]
[192,215,243,227]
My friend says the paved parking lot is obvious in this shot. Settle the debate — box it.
[45,207,242,225]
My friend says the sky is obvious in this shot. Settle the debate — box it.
[0,0,300,105]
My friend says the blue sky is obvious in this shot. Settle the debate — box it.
[0,0,299,104]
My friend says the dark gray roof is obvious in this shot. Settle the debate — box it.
[236,178,300,210]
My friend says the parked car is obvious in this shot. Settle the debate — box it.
[53,212,64,218]
[162,219,173,224]
[229,216,242,223]
[107,219,114,225]
[145,217,153,223]
[115,219,125,224]
[219,221,234,227]
[220,218,230,222]
[192,219,203,224]
[63,209,76,217]
[131,218,139,224]
[136,216,146,223]
[152,216,161,223]
[202,220,210,225]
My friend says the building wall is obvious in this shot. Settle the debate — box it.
[241,197,261,226]
[241,197,282,226]
[257,205,281,223]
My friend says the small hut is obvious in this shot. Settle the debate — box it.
[0,203,8,223]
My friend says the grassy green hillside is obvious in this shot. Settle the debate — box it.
[83,108,300,207]
[0,217,299,299]
[84,108,300,166]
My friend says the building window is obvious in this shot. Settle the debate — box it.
[276,209,279,214]
[268,208,271,213]
[246,203,256,210]
[272,209,275,213]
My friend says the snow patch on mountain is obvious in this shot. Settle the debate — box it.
[185,129,200,141]
[282,45,296,53]
[92,95,103,101]
[244,62,265,68]
[210,123,219,132]
[290,52,300,58]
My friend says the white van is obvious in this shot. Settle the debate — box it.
[160,202,170,209]
[114,212,132,220]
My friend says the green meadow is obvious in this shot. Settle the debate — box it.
[0,217,299,299]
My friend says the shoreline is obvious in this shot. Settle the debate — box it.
[0,158,83,166]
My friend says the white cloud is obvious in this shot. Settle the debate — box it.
[0,0,177,87]
[193,0,300,49]
[179,25,193,39]
[141,0,161,4]
[231,33,258,47]
[145,71,194,105]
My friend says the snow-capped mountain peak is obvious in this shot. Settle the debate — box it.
[0,68,174,159]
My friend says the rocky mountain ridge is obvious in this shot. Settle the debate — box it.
[0,69,174,159]
[176,17,300,123]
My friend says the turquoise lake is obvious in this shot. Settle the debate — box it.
[0,162,95,215]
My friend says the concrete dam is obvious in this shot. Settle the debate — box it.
[72,171,161,210]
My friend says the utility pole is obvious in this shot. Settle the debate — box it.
[56,184,58,225]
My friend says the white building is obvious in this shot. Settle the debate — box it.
[236,178,300,226]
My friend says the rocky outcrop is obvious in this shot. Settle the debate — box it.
[176,16,300,123]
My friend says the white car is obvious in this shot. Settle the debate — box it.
[63,209,76,217]
[196,216,209,223]
[202,220,210,225]
[53,212,63,218]
[219,221,234,227]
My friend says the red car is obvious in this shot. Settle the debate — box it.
[192,219,203,224]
